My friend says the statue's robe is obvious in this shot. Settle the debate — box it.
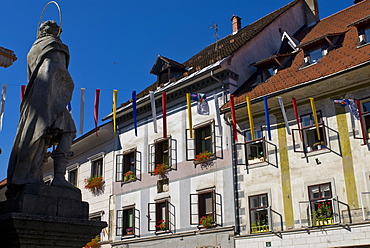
[7,35,76,186]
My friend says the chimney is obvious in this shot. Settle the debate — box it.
[231,15,242,34]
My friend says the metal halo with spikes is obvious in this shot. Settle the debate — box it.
[37,1,62,38]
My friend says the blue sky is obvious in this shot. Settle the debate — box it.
[0,0,353,180]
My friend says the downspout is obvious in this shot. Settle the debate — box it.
[211,70,240,235]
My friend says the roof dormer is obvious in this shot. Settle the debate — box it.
[150,55,187,87]
[348,15,370,47]
[298,32,345,67]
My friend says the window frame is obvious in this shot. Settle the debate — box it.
[67,163,79,187]
[354,98,370,140]
[307,183,335,227]
[116,148,138,183]
[358,23,370,45]
[147,199,175,233]
[244,127,266,165]
[249,193,270,234]
[190,189,222,228]
[186,120,216,161]
[148,136,176,173]
[292,111,327,153]
[116,206,137,237]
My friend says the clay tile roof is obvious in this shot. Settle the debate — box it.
[223,0,370,110]
[183,0,299,73]
[118,0,300,109]
[0,178,7,187]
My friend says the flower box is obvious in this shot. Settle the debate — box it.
[123,171,136,182]
[153,164,170,178]
[84,235,101,248]
[193,151,215,165]
[84,176,105,194]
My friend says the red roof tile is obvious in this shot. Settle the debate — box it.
[225,0,370,109]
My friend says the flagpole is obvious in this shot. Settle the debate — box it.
[162,92,167,139]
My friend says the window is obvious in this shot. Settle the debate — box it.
[68,168,78,186]
[43,175,53,185]
[91,158,103,177]
[149,137,176,173]
[358,24,370,45]
[245,128,266,165]
[249,194,269,233]
[116,149,137,182]
[148,200,175,232]
[186,120,216,162]
[293,111,327,153]
[308,183,334,226]
[190,190,222,228]
[117,206,137,237]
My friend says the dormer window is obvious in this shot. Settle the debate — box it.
[358,24,370,45]
[299,32,345,68]
[304,47,326,65]
[348,16,370,46]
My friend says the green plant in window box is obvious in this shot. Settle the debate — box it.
[312,201,333,226]
[155,220,167,231]
[199,214,213,228]
[84,176,105,194]
[251,217,269,233]
[313,141,325,149]
[123,171,136,182]
[194,151,214,164]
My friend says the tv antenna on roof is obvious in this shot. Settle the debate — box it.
[209,22,219,41]
[209,22,219,51]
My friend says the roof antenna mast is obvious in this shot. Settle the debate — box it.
[209,22,219,51]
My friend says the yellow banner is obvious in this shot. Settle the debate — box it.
[246,96,255,140]
[309,98,321,140]
[113,90,118,137]
[186,93,193,139]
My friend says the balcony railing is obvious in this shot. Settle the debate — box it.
[250,206,283,234]
[299,197,340,227]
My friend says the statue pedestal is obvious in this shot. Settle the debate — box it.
[0,184,106,248]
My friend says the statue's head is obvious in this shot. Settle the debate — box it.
[37,20,62,38]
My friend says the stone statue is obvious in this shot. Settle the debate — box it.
[7,20,77,194]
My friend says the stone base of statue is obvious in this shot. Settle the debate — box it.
[0,184,106,248]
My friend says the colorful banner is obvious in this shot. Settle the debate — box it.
[186,93,193,139]
[132,91,137,136]
[277,97,291,135]
[21,85,26,102]
[309,98,321,140]
[263,96,271,141]
[230,95,238,142]
[162,92,167,139]
[356,99,367,145]
[149,91,158,133]
[214,93,223,136]
[0,84,7,131]
[79,88,85,135]
[246,96,255,140]
[333,99,360,120]
[190,93,209,115]
[94,89,100,136]
[113,90,118,136]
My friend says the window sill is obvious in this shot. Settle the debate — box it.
[121,234,136,239]
[193,156,216,165]
[357,42,370,48]
[155,230,171,235]
[302,147,330,158]
[120,179,137,184]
